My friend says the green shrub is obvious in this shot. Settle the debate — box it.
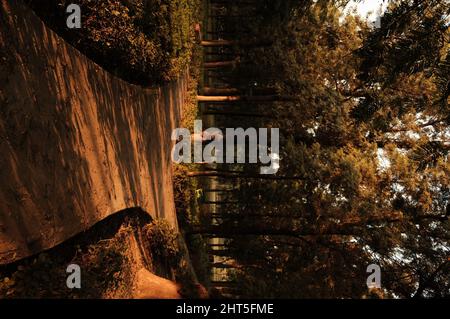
[25,0,200,85]
[144,220,181,264]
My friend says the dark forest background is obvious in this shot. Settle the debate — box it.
[188,0,450,299]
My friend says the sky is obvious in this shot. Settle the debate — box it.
[344,0,389,25]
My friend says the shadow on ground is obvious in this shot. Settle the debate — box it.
[0,0,187,264]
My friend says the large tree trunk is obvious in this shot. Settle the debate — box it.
[197,94,297,103]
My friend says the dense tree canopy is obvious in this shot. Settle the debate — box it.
[195,0,450,298]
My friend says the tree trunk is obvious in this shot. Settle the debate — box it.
[201,40,234,47]
[210,0,256,5]
[203,87,240,95]
[212,212,297,219]
[203,201,239,205]
[210,243,227,248]
[203,110,272,118]
[188,224,357,238]
[201,39,273,48]
[188,171,305,180]
[211,281,237,288]
[205,51,235,58]
[212,262,239,269]
[204,60,237,69]
[197,94,297,103]
[209,249,233,257]
[202,87,277,96]
[204,189,235,193]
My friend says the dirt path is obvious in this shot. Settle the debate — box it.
[0,0,185,265]
[133,268,182,299]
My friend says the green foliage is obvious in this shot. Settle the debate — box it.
[145,220,181,264]
[198,0,449,298]
[0,228,131,298]
[172,164,212,288]
[26,0,201,85]
[143,220,206,298]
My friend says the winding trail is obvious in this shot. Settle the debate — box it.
[0,0,186,265]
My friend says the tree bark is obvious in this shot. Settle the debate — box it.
[201,40,234,47]
[211,281,237,288]
[203,201,239,205]
[212,262,239,269]
[187,224,356,238]
[203,110,272,118]
[201,39,273,48]
[203,87,240,95]
[197,94,298,103]
[204,60,237,69]
[209,249,233,257]
[204,188,235,193]
[202,87,277,96]
[188,171,305,180]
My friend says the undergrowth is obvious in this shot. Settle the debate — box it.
[25,0,201,85]
[0,211,201,298]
